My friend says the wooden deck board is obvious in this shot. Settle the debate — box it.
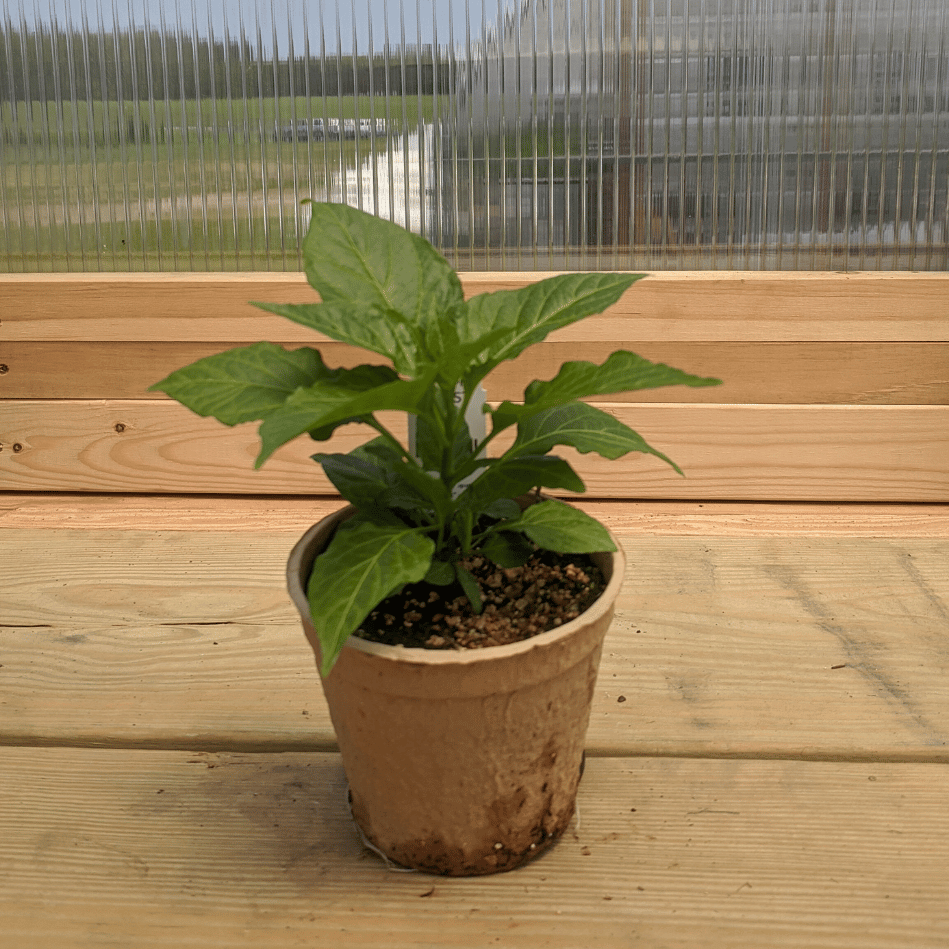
[3,522,946,760]
[4,269,947,946]
[1,748,946,949]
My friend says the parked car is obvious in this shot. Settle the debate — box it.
[274,119,346,142]
[314,118,344,141]
[357,119,388,138]
[275,121,311,142]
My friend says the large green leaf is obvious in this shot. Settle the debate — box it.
[507,500,616,553]
[251,300,421,376]
[525,350,721,408]
[456,455,586,512]
[256,372,433,467]
[490,351,720,434]
[148,343,331,425]
[457,272,644,372]
[358,438,454,511]
[314,439,451,514]
[313,452,398,510]
[509,402,683,474]
[300,202,464,328]
[307,519,435,676]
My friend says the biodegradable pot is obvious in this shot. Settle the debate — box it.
[286,503,625,876]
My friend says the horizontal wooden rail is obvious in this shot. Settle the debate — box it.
[3,340,948,404]
[4,271,949,341]
[2,271,947,501]
[2,400,946,500]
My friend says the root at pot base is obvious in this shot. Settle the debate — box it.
[371,825,563,876]
[358,754,587,875]
[355,550,606,650]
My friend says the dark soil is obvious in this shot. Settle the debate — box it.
[355,549,606,650]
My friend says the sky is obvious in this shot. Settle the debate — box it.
[12,0,497,56]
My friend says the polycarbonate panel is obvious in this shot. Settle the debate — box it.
[1,0,947,271]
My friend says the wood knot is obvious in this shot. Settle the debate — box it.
[114,423,127,433]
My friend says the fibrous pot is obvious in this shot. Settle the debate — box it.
[286,503,625,876]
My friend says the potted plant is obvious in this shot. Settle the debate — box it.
[150,202,720,875]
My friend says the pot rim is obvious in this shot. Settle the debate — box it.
[287,501,626,671]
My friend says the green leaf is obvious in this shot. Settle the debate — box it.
[455,564,483,614]
[148,343,332,425]
[424,559,455,585]
[456,455,586,512]
[421,317,510,385]
[407,386,450,471]
[490,351,721,434]
[482,498,522,520]
[510,402,684,474]
[256,372,433,467]
[524,350,721,409]
[313,452,400,511]
[454,508,475,554]
[314,441,451,514]
[508,500,617,554]
[307,519,435,676]
[300,202,464,330]
[356,438,452,510]
[458,273,644,373]
[477,531,535,568]
[251,300,421,376]
[446,417,483,485]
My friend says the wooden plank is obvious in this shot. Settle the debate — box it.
[3,494,949,537]
[576,500,949,539]
[1,749,947,948]
[5,339,948,405]
[3,401,947,500]
[0,493,349,531]
[0,529,297,627]
[3,530,947,760]
[4,271,948,341]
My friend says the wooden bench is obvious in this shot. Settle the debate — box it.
[2,271,948,947]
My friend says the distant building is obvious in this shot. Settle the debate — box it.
[445,0,949,263]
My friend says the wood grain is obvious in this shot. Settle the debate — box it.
[4,269,949,946]
[3,529,946,760]
[1,748,946,948]
[4,271,948,341]
[3,400,947,500]
[3,494,949,537]
[5,339,948,404]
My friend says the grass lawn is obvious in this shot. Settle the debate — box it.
[1,95,442,271]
